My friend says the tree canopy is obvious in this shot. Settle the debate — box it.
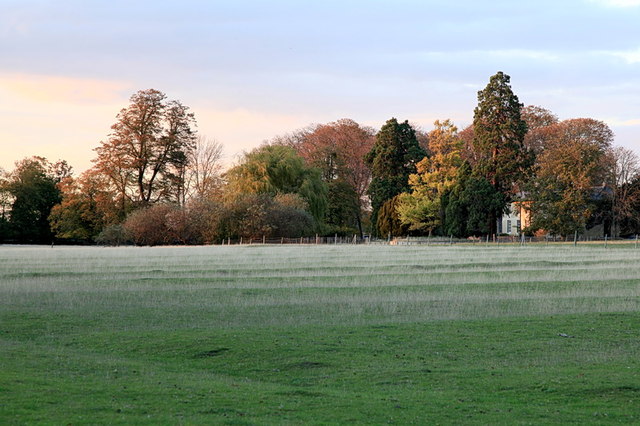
[2,74,633,245]
[92,89,197,209]
[472,71,531,234]
[365,118,426,236]
[397,120,463,234]
[527,118,614,236]
[1,157,67,243]
[224,144,328,223]
[289,118,375,236]
[473,72,530,195]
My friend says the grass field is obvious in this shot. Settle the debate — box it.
[1,244,640,424]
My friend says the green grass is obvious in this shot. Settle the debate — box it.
[1,245,640,424]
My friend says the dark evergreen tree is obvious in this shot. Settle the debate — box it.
[325,180,360,235]
[472,72,530,235]
[5,157,63,243]
[443,161,472,238]
[459,177,506,237]
[365,118,426,236]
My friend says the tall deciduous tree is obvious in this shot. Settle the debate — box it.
[397,120,463,234]
[92,89,197,210]
[472,72,531,235]
[365,118,426,236]
[528,118,614,236]
[291,118,375,236]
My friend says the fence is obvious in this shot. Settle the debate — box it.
[218,234,368,245]
[216,234,640,247]
[390,234,640,247]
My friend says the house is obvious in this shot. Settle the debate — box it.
[497,201,530,236]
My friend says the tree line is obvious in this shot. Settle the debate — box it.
[1,73,639,245]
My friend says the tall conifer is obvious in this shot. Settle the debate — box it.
[365,118,426,236]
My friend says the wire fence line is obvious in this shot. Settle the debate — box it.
[216,234,640,247]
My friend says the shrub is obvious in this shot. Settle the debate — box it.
[123,204,175,246]
[94,224,131,246]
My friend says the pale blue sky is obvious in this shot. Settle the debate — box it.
[1,0,639,171]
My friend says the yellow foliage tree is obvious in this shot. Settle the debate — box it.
[397,120,463,234]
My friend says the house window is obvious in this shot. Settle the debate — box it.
[517,220,521,232]
[507,220,512,234]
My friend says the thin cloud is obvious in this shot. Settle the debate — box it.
[608,47,640,63]
[0,73,131,104]
[589,0,640,7]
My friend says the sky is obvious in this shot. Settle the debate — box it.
[1,0,639,173]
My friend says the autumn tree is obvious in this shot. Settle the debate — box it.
[458,125,476,166]
[123,204,175,246]
[365,118,426,236]
[92,89,197,211]
[49,169,120,241]
[224,144,328,223]
[120,198,225,246]
[527,118,614,236]
[521,105,559,156]
[290,118,375,236]
[472,72,531,235]
[397,120,463,235]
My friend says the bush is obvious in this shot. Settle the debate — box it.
[95,224,131,246]
[219,194,315,240]
[123,204,175,246]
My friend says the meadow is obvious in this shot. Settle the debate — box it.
[1,243,639,424]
